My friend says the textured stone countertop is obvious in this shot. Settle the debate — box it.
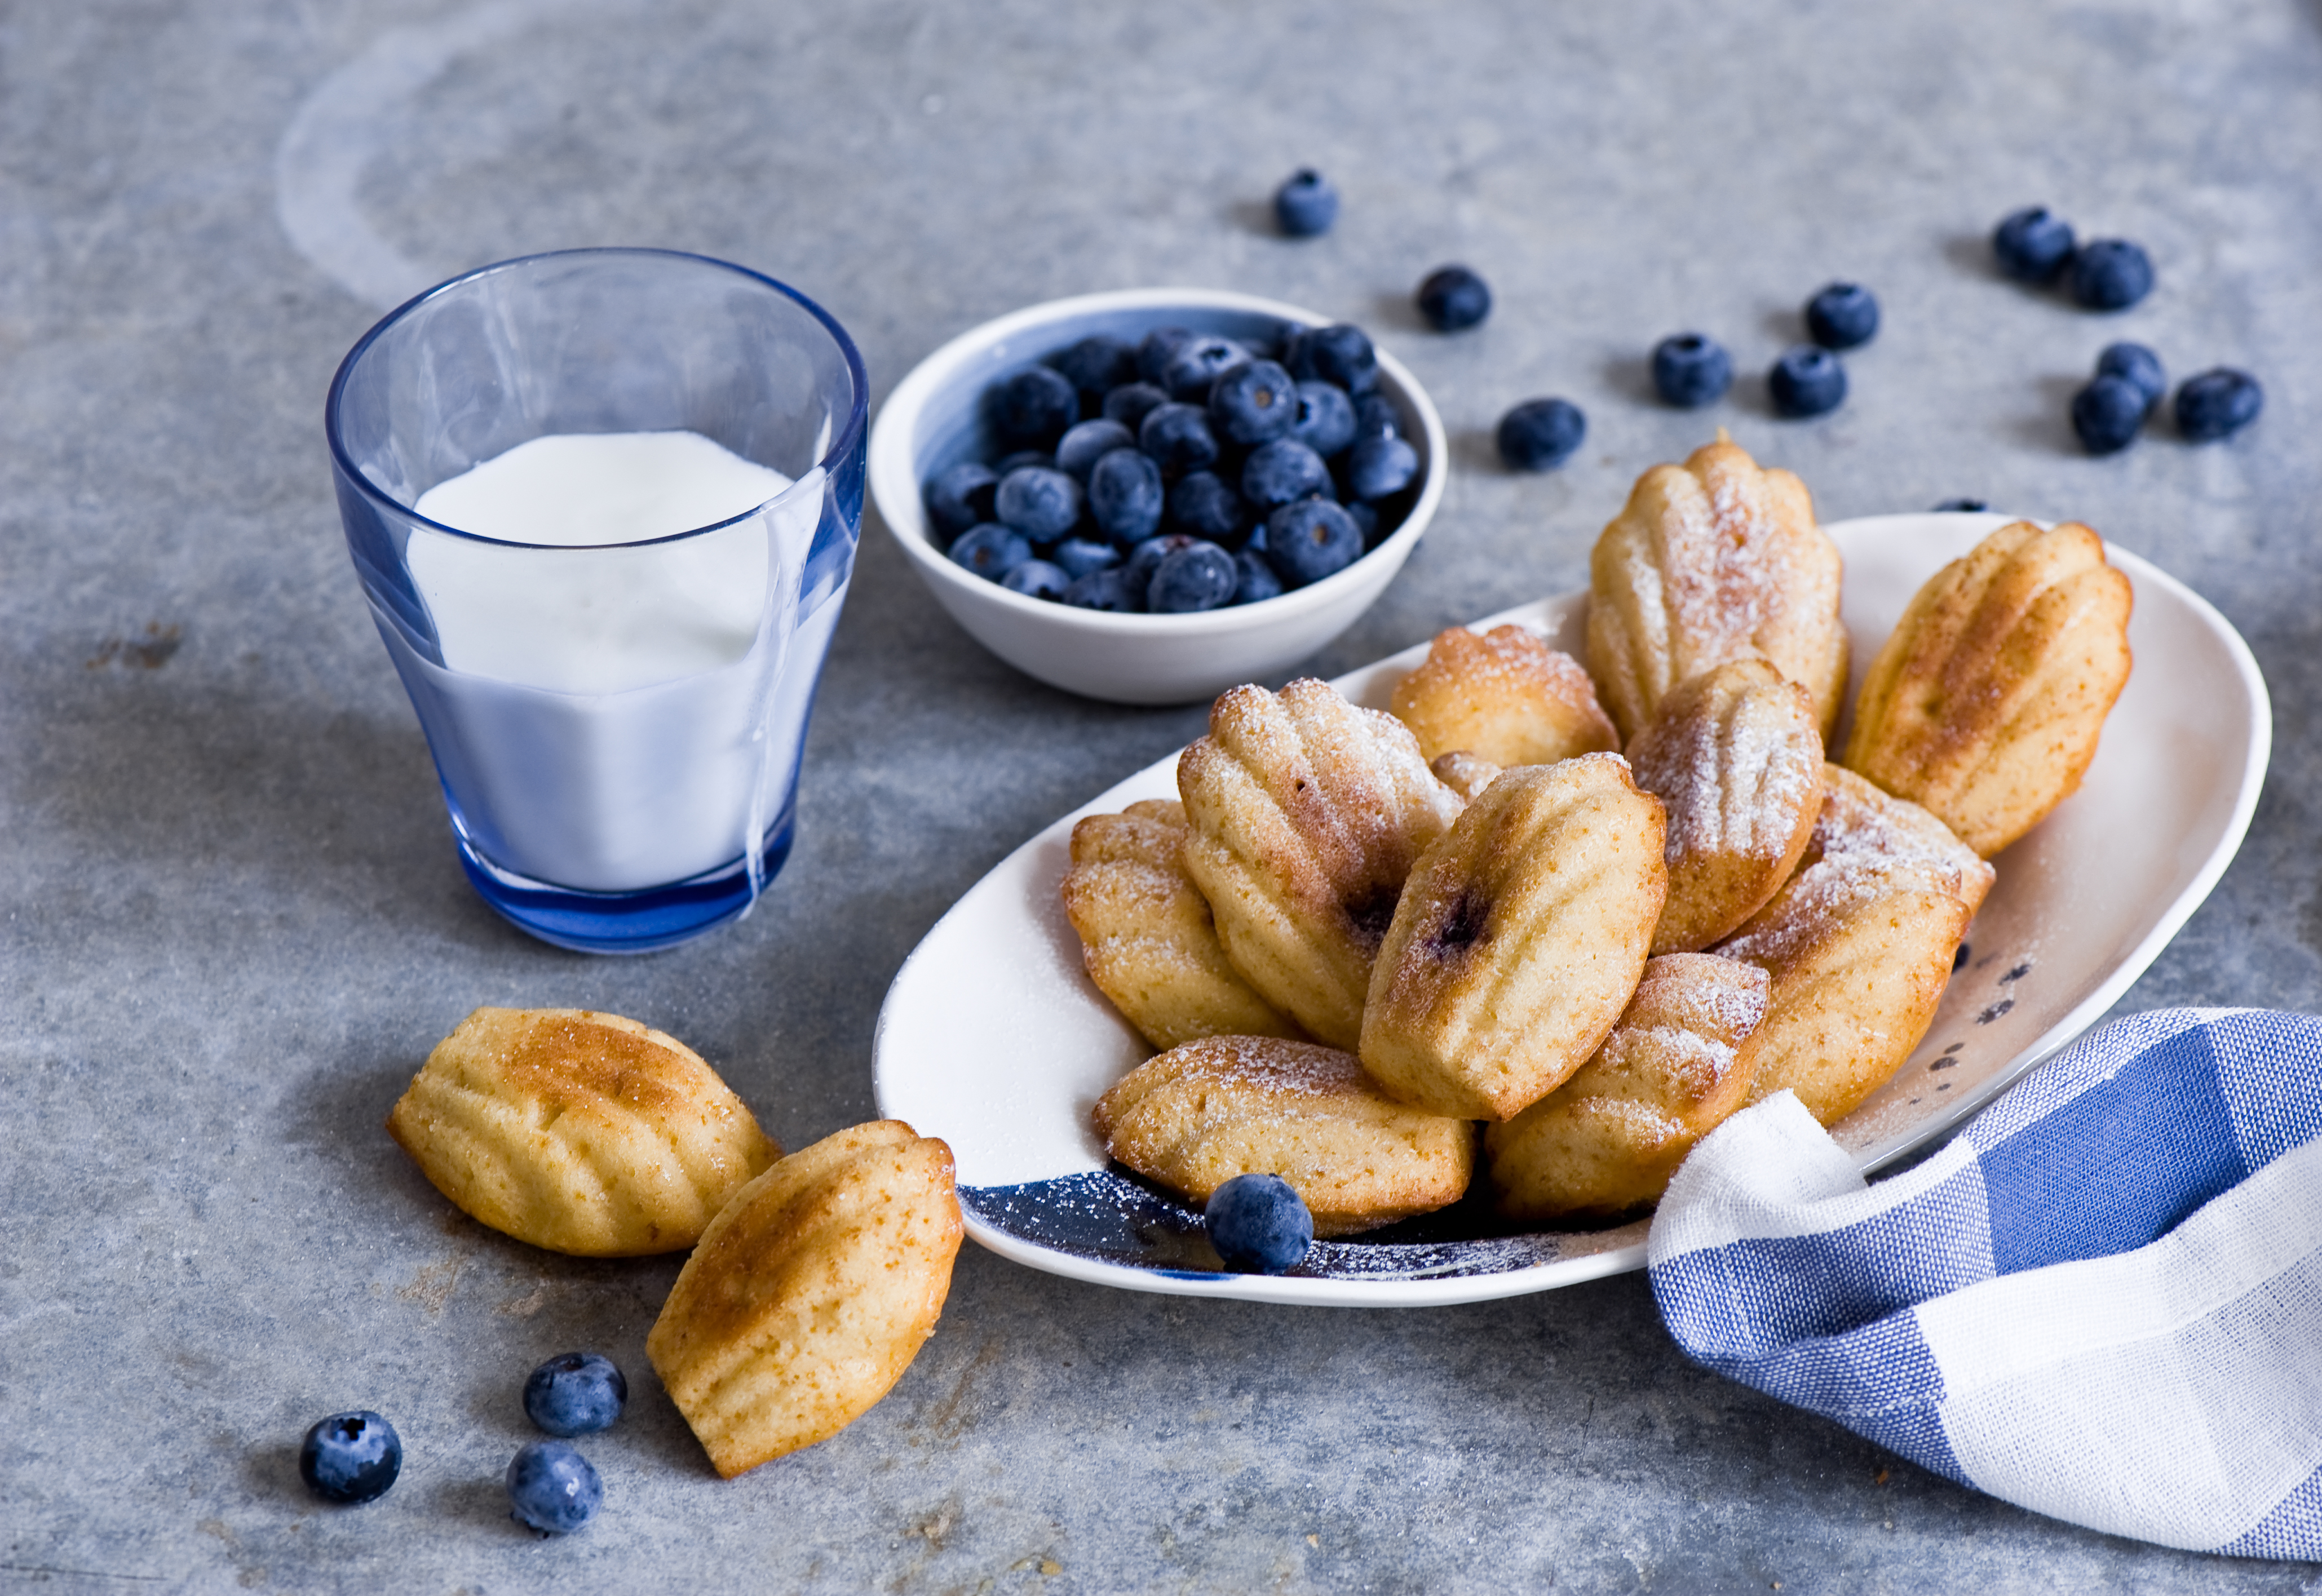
[6,2,2320,1590]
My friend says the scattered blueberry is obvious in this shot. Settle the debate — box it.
[2174,368,2263,442]
[1416,264,1492,332]
[1102,382,1171,431]
[1047,334,1137,402]
[1274,168,1340,237]
[1288,381,1357,457]
[523,1352,627,1438]
[948,523,1032,578]
[1063,567,1141,611]
[1806,282,1879,350]
[299,1411,402,1505]
[1135,326,1198,386]
[1232,550,1284,604]
[994,467,1083,542]
[1344,433,1420,499]
[1496,398,1586,471]
[1122,533,1198,597]
[2070,240,2154,312]
[1651,334,1732,409]
[992,365,1080,447]
[2096,343,2167,413]
[1161,336,1250,402]
[1169,471,1250,543]
[1055,419,1137,480]
[1002,560,1072,600]
[993,449,1055,475]
[1352,392,1402,441]
[1054,535,1122,578]
[1204,1173,1313,1274]
[1209,360,1301,445]
[1284,323,1378,393]
[1138,402,1221,473]
[924,462,999,538]
[1148,541,1239,612]
[506,1440,602,1535]
[1087,448,1166,543]
[2071,375,2147,455]
[1264,500,1363,588]
[1931,498,1989,513]
[1993,205,2076,283]
[1242,438,1332,508]
[1769,345,1847,418]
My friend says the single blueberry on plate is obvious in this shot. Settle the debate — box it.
[1352,392,1401,441]
[1416,264,1492,332]
[1769,345,1848,418]
[1274,168,1339,237]
[1288,381,1357,458]
[1264,500,1363,588]
[1087,448,1166,543]
[1284,323,1378,394]
[1650,334,1732,409]
[1055,419,1138,481]
[1205,1173,1313,1274]
[1136,327,1198,385]
[1169,471,1250,543]
[1047,334,1137,401]
[1344,433,1419,499]
[948,524,1032,579]
[924,462,999,538]
[2070,240,2154,312]
[2071,375,2147,455]
[993,365,1081,447]
[994,449,1054,475]
[1496,398,1586,471]
[1931,498,1989,513]
[2096,343,2167,413]
[2174,369,2263,442]
[1242,438,1332,508]
[1162,336,1251,402]
[994,466,1083,542]
[1993,205,2076,283]
[1233,549,1284,605]
[1002,560,1071,600]
[1148,541,1239,613]
[1139,402,1221,473]
[299,1411,401,1505]
[1806,282,1879,350]
[1122,533,1197,597]
[1053,536,1121,578]
[1209,360,1300,446]
[1102,381,1171,431]
[1063,567,1141,611]
[507,1440,602,1535]
[524,1352,627,1438]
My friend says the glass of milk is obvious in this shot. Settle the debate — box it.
[325,249,866,953]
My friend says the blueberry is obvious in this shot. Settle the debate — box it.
[2070,240,2153,312]
[299,1411,401,1505]
[1651,334,1732,408]
[1274,168,1339,237]
[924,462,999,538]
[1232,550,1284,605]
[994,466,1083,542]
[1053,536,1121,578]
[1148,541,1239,613]
[1087,448,1165,543]
[1139,402,1220,473]
[1931,498,1989,513]
[948,523,1031,579]
[1496,398,1586,472]
[1136,327,1198,386]
[1344,434,1420,499]
[1169,471,1250,543]
[2071,375,2147,456]
[1352,392,1402,441]
[1046,334,1137,402]
[1769,345,1847,418]
[1805,282,1879,350]
[994,449,1055,475]
[1122,533,1198,597]
[506,1440,602,1535]
[1204,1173,1313,1274]
[1162,336,1250,402]
[1242,438,1332,508]
[1062,567,1142,611]
[1288,382,1357,458]
[2095,343,2166,413]
[1264,500,1363,588]
[1101,382,1171,431]
[1416,264,1492,332]
[1209,360,1300,446]
[1342,500,1378,543]
[523,1352,626,1438]
[2174,368,2263,443]
[1055,419,1137,481]
[1283,323,1378,394]
[1002,559,1071,600]
[1993,205,2076,283]
[992,365,1081,447]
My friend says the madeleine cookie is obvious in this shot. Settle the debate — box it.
[647,1121,963,1478]
[1390,624,1621,768]
[1430,751,1504,803]
[1093,1036,1475,1236]
[1843,519,2133,857]
[1178,679,1465,1049]
[1625,659,1825,954]
[1062,799,1303,1050]
[1360,755,1667,1120]
[1585,437,1849,743]
[1485,953,1769,1222]
[386,1008,779,1257]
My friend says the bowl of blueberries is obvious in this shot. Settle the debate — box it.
[868,288,1446,704]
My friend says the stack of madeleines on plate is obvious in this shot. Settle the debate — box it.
[1064,437,2134,1231]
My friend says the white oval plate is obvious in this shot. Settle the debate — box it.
[873,514,2270,1307]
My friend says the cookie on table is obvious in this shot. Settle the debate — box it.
[386,1007,779,1257]
[1430,751,1503,803]
[1585,436,1849,744]
[1485,952,1769,1222]
[1062,799,1303,1050]
[1389,624,1621,768]
[1093,1035,1475,1237]
[1177,678,1465,1050]
[647,1121,962,1478]
[1360,754,1667,1121]
[1843,518,2133,858]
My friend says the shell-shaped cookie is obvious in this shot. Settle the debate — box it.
[1430,751,1504,803]
[1062,800,1303,1050]
[386,1008,780,1257]
[646,1121,963,1478]
[1625,658,1825,954]
[1093,1036,1475,1236]
[1178,678,1466,1049]
[1360,754,1668,1121]
[1586,438,1849,743]
[1485,953,1768,1222]
[1390,624,1621,767]
[1842,519,2133,858]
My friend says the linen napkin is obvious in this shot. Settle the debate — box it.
[1648,1008,2322,1558]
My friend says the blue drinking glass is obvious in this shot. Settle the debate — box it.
[325,249,867,953]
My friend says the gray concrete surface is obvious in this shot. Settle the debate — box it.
[5,1,2320,1589]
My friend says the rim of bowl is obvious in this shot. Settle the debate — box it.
[868,287,1447,635]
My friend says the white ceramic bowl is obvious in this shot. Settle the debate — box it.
[867,288,1447,706]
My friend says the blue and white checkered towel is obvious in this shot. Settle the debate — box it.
[1649,1008,2322,1559]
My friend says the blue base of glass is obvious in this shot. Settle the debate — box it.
[453,819,797,955]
